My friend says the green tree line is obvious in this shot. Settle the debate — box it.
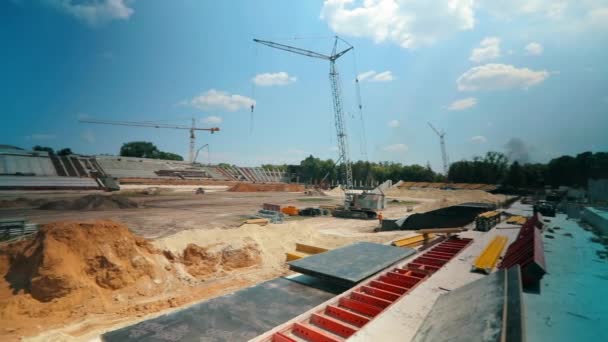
[448,151,608,188]
[262,151,608,189]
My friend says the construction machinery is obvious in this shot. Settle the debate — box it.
[79,118,219,163]
[254,37,384,219]
[428,122,449,175]
[333,191,386,219]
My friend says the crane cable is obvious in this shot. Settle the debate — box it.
[250,43,258,134]
[352,50,369,161]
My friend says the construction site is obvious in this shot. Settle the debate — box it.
[2,2,608,341]
[2,146,607,342]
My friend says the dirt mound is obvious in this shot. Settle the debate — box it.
[0,198,45,209]
[181,242,261,277]
[304,188,327,196]
[384,187,505,204]
[0,221,161,303]
[38,194,138,211]
[0,220,266,340]
[227,182,305,192]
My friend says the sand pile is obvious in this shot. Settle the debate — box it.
[181,241,261,277]
[0,220,265,340]
[0,221,165,303]
[227,182,305,192]
[324,186,345,197]
[155,221,406,275]
[385,187,505,204]
[38,194,138,211]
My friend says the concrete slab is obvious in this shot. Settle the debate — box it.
[101,277,335,342]
[288,242,416,287]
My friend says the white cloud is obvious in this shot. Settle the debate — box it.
[190,89,256,112]
[479,1,608,31]
[383,143,408,152]
[447,97,477,111]
[588,7,608,27]
[388,119,400,128]
[25,133,56,141]
[201,116,223,125]
[469,37,501,63]
[320,0,475,49]
[81,129,95,143]
[358,70,395,82]
[525,42,543,55]
[45,0,134,26]
[457,64,549,91]
[471,135,487,143]
[252,72,296,86]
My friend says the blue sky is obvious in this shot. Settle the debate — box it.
[1,1,607,171]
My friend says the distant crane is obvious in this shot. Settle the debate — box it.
[79,118,219,164]
[253,36,354,190]
[427,122,449,175]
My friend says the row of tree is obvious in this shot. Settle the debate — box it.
[119,141,183,161]
[262,155,442,185]
[31,142,184,161]
[448,151,608,188]
[33,146,73,156]
[263,151,608,189]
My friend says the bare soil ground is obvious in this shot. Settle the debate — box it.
[0,186,505,341]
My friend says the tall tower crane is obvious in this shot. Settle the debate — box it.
[79,118,219,164]
[427,122,449,175]
[253,36,354,190]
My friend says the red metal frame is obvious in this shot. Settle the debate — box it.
[265,237,474,341]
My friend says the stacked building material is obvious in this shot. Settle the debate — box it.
[499,214,546,289]
[254,237,473,341]
[475,210,501,231]
[0,218,39,242]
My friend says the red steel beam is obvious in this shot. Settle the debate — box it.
[272,332,297,342]
[339,297,382,317]
[292,322,341,342]
[360,285,400,302]
[369,280,408,295]
[325,305,370,328]
[351,291,392,309]
[310,313,357,338]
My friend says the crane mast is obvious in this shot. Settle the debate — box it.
[427,122,449,175]
[253,36,354,190]
[79,119,219,164]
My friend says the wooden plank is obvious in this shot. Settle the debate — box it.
[296,243,328,255]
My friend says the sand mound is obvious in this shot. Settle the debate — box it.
[385,187,504,204]
[38,194,138,211]
[227,182,304,192]
[0,221,162,302]
[181,241,261,277]
[0,220,266,340]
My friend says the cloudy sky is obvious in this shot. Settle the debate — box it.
[1,1,607,170]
